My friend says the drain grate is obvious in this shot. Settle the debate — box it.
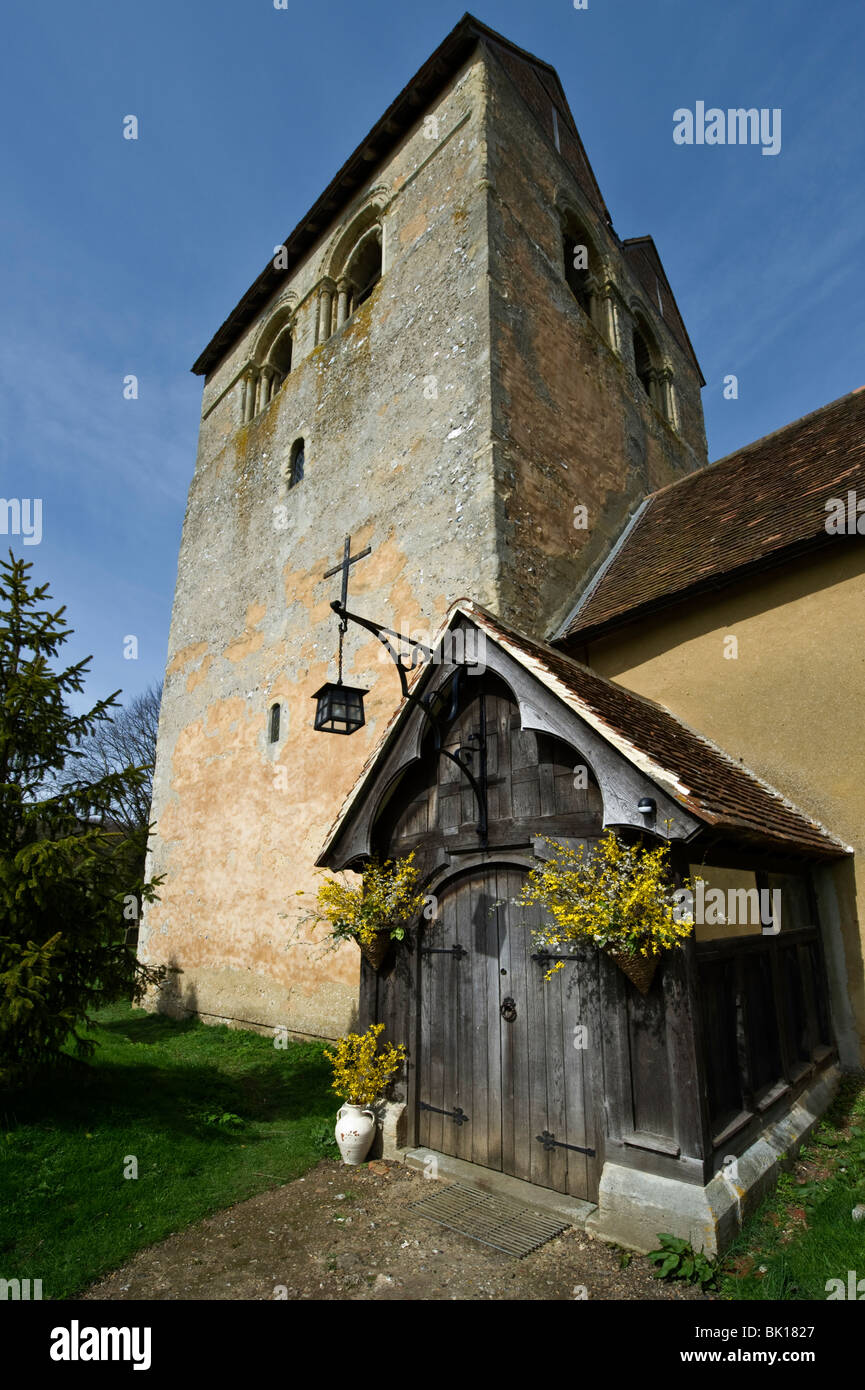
[407,1181,569,1257]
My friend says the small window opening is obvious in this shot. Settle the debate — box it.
[347,235,382,312]
[289,438,304,488]
[269,329,293,382]
[562,220,595,320]
[269,704,281,743]
[633,326,653,397]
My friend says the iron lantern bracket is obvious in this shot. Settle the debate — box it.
[330,599,488,846]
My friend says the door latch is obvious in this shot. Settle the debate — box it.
[500,996,517,1022]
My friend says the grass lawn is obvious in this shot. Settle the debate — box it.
[0,1003,337,1299]
[718,1075,865,1299]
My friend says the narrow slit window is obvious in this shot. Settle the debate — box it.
[289,438,304,488]
[269,703,281,743]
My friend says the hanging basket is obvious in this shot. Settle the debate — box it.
[605,944,660,995]
[358,929,393,971]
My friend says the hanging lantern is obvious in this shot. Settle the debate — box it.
[313,611,367,733]
[312,680,367,735]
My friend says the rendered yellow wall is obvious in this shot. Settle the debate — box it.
[587,543,865,1063]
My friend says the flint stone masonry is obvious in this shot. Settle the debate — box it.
[141,36,708,1039]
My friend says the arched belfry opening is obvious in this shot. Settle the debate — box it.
[631,311,673,422]
[344,229,382,313]
[268,327,293,381]
[561,211,599,326]
[633,321,655,398]
[317,203,386,340]
[242,301,296,420]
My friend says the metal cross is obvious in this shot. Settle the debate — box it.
[323,534,371,609]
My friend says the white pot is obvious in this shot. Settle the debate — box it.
[335,1103,377,1165]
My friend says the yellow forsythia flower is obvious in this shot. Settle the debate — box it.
[323,1022,407,1105]
[311,852,427,949]
[517,831,695,980]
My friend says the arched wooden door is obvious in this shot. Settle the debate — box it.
[418,863,599,1201]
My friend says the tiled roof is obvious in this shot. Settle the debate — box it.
[318,601,849,863]
[558,387,865,643]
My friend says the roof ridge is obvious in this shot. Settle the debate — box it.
[708,384,865,470]
[563,384,865,640]
[644,385,865,508]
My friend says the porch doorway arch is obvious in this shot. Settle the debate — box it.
[417,861,600,1201]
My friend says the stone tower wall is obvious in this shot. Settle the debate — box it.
[140,53,497,1038]
[483,39,707,636]
[140,37,709,1039]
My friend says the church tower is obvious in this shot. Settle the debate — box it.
[140,15,707,1039]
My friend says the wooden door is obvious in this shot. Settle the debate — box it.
[418,864,598,1200]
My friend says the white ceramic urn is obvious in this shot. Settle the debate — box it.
[335,1103,377,1165]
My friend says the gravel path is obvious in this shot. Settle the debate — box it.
[83,1157,712,1301]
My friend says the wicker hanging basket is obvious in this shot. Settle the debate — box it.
[605,944,660,995]
[358,929,393,971]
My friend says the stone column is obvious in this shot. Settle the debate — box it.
[646,368,665,417]
[585,275,601,337]
[620,302,639,373]
[598,279,625,356]
[240,372,250,422]
[660,368,677,428]
[317,282,334,342]
[336,278,351,328]
[259,366,273,410]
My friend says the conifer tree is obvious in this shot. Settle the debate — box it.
[0,552,166,1081]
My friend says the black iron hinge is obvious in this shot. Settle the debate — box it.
[537,1129,595,1157]
[531,951,580,966]
[420,1101,469,1125]
[421,944,468,960]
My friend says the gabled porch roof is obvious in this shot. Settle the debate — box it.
[317,600,850,865]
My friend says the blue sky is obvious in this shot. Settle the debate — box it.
[1,0,862,711]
